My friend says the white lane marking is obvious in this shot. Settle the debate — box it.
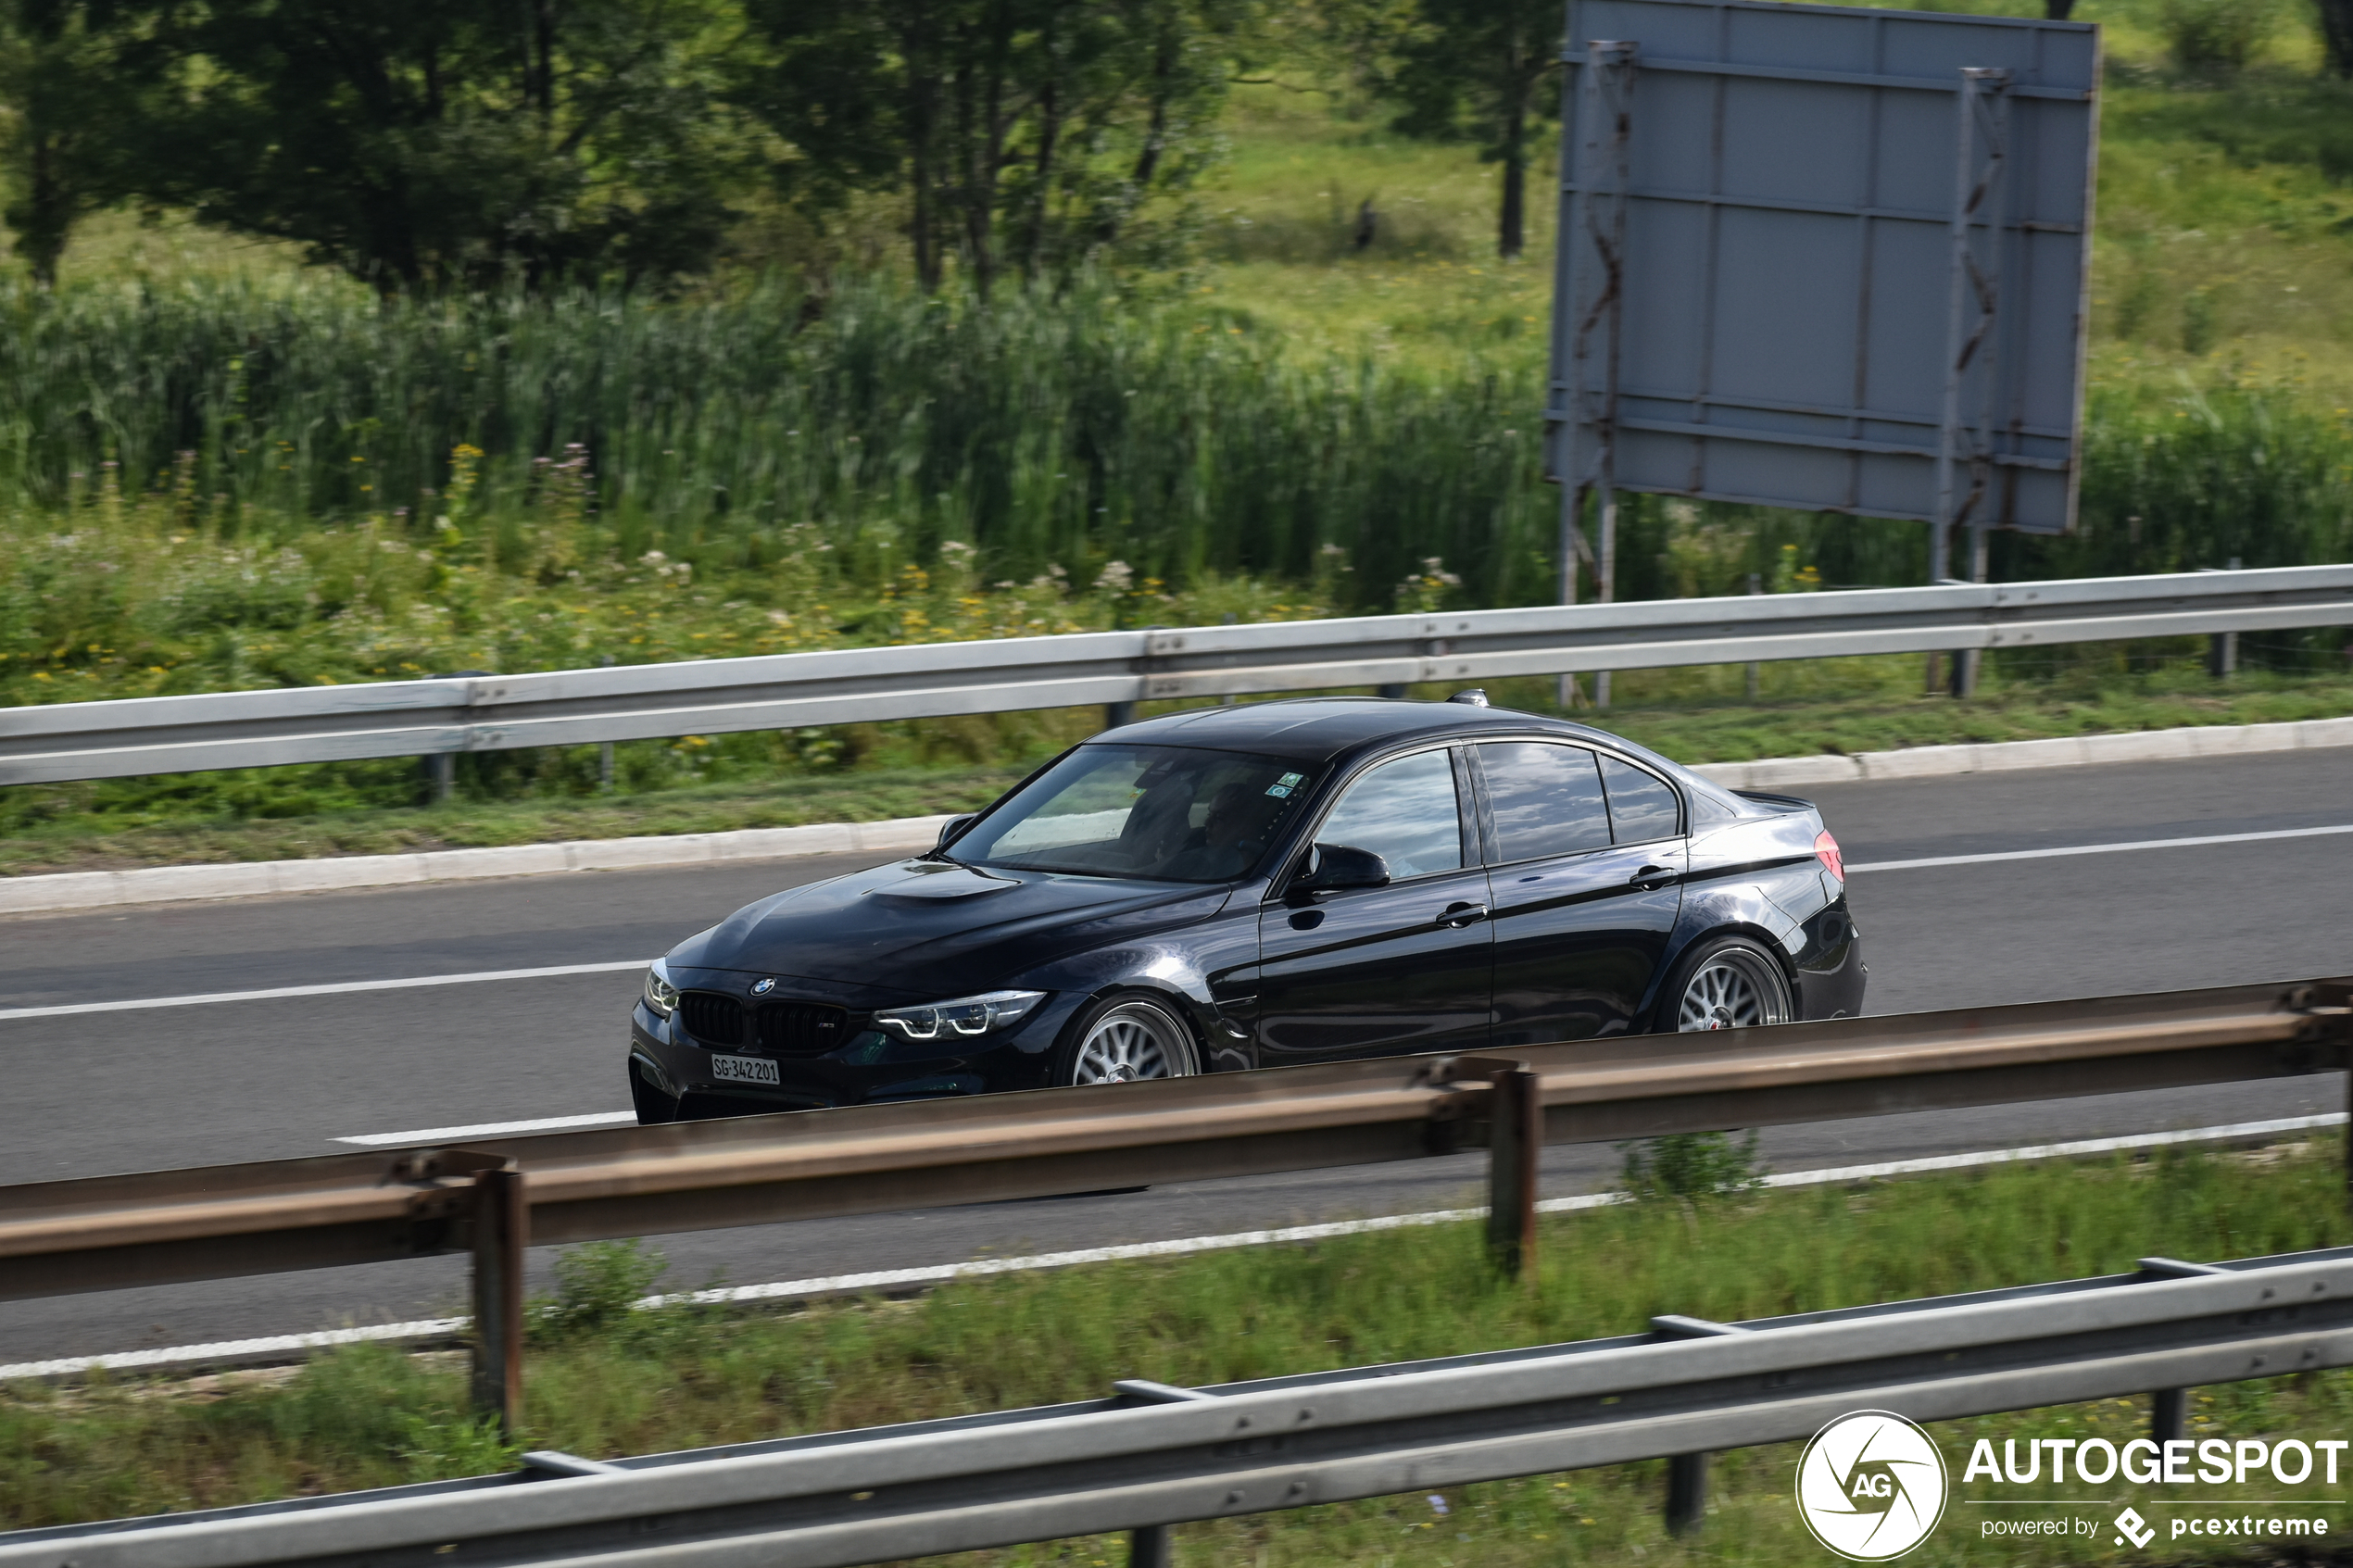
[336,1112,639,1147]
[0,960,655,1022]
[1847,822,2353,874]
[16,820,2348,1018]
[5,1110,2339,1382]
[0,1319,473,1380]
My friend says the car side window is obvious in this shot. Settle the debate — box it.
[1315,749,1464,880]
[1476,743,1612,861]
[1600,756,1682,843]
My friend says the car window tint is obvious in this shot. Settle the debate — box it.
[1601,757,1682,843]
[963,744,1315,883]
[1315,749,1463,879]
[1477,743,1611,860]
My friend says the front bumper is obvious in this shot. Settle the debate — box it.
[627,993,1075,1122]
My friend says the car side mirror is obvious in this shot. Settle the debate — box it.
[937,813,977,849]
[1289,843,1390,903]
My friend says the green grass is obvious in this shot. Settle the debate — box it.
[6,1138,2352,1563]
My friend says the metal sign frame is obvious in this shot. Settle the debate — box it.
[1545,0,2101,591]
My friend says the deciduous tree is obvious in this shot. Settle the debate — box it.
[0,0,144,286]
[742,0,1240,291]
[112,0,745,292]
[1380,0,1560,258]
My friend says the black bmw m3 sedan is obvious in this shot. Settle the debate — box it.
[625,694,1866,1123]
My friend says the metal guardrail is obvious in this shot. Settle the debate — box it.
[6,1241,2352,1568]
[4,564,2349,784]
[2,979,2345,1304]
[0,977,2346,1431]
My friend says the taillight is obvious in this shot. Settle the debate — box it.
[1814,830,1845,882]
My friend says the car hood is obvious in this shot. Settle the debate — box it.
[668,859,1234,997]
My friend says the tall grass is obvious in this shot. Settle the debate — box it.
[0,273,1552,607]
[3,275,2345,620]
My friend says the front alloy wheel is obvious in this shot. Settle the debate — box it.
[1675,940,1795,1033]
[1067,999,1200,1084]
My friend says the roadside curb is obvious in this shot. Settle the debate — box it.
[3,713,2347,918]
[1688,713,2353,790]
[0,816,954,917]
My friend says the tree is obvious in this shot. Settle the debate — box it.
[0,0,142,286]
[2314,0,2353,73]
[742,0,1239,292]
[107,0,744,293]
[1380,0,1560,259]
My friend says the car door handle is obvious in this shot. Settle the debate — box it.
[1629,865,1677,890]
[1437,901,1490,928]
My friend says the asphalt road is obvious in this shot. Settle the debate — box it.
[1,747,2347,1364]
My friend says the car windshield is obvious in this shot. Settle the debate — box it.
[955,744,1319,883]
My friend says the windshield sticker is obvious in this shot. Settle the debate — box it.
[1265,784,1291,797]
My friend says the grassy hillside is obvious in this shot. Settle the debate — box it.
[2,0,2350,862]
[1188,0,2353,399]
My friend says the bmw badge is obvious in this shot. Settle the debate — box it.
[751,977,777,996]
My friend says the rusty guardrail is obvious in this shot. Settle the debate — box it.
[1,977,2347,1425]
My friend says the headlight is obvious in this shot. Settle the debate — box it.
[873,989,1046,1041]
[643,962,680,1018]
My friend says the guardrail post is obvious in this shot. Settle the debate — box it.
[471,1166,527,1432]
[1487,1066,1541,1279]
[1648,1314,1745,1531]
[2208,558,2242,677]
[1103,702,1137,732]
[1128,1524,1171,1567]
[1666,1452,1708,1534]
[2136,1258,2223,1443]
[1745,573,1763,699]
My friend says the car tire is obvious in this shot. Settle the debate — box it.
[1662,933,1795,1034]
[1055,994,1203,1086]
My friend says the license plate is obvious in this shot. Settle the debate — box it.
[711,1053,780,1086]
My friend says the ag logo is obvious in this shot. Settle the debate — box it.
[1794,1410,1948,1561]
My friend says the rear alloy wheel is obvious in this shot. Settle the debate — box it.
[1674,937,1795,1033]
[1063,997,1202,1085]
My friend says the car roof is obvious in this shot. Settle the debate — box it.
[1098,696,1641,767]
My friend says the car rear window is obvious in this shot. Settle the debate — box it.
[1477,743,1613,861]
[1601,757,1682,843]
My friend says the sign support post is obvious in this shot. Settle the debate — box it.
[1935,66,2011,697]
[1561,39,1635,710]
